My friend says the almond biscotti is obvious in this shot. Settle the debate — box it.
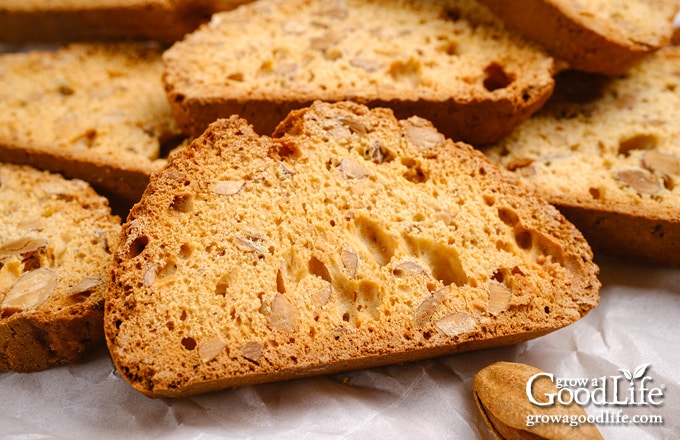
[484,45,680,266]
[0,0,252,43]
[0,163,121,372]
[0,43,187,206]
[105,101,600,398]
[478,0,679,76]
[162,0,557,146]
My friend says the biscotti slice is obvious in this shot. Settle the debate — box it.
[0,163,121,372]
[484,45,680,266]
[0,43,188,206]
[162,0,556,145]
[105,101,600,398]
[0,0,252,43]
[478,0,679,76]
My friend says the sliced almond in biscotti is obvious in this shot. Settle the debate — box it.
[0,163,121,372]
[479,0,679,75]
[162,0,557,146]
[105,101,599,398]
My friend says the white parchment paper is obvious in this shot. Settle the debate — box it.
[1,256,678,440]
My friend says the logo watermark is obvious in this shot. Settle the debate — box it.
[524,363,666,428]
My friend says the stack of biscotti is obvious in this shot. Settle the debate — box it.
[478,0,679,75]
[162,0,558,145]
[484,45,680,266]
[0,0,252,43]
[0,163,121,372]
[0,42,187,206]
[104,101,600,397]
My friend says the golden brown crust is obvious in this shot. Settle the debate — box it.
[0,0,252,43]
[479,0,678,75]
[105,101,599,398]
[0,302,105,372]
[162,0,556,146]
[558,206,680,267]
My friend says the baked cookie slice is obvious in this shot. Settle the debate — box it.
[105,101,599,398]
[0,43,188,206]
[484,45,680,266]
[162,0,556,145]
[0,0,252,43]
[479,0,679,75]
[0,163,121,372]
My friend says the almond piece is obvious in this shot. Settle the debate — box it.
[241,341,264,363]
[341,249,359,277]
[212,180,245,196]
[1,267,58,313]
[269,293,298,332]
[641,150,680,177]
[234,236,264,255]
[143,264,157,287]
[198,336,226,363]
[393,261,427,277]
[401,119,444,151]
[339,159,370,179]
[0,237,48,261]
[337,115,368,136]
[312,284,332,309]
[435,312,477,337]
[66,277,103,295]
[413,288,447,327]
[615,169,661,194]
[486,281,512,315]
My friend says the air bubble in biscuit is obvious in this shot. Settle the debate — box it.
[170,194,194,213]
[127,235,148,258]
[483,62,514,92]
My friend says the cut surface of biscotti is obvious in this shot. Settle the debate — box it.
[162,0,556,145]
[0,163,121,372]
[105,101,600,398]
[0,43,188,205]
[0,0,252,43]
[484,46,680,266]
[478,0,679,76]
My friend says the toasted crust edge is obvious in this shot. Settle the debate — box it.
[478,0,673,75]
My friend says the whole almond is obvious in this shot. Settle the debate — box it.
[473,362,603,440]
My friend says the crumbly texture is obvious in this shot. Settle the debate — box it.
[0,0,251,43]
[162,0,556,146]
[0,163,121,372]
[0,43,188,206]
[105,101,600,398]
[484,46,680,266]
[478,0,679,75]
